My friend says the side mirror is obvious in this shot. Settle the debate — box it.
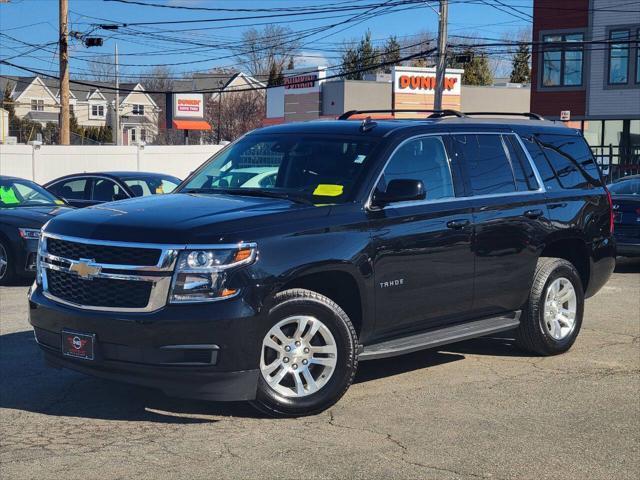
[112,192,128,201]
[373,179,426,207]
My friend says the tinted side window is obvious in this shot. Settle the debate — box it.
[92,179,123,202]
[504,135,539,191]
[453,134,516,195]
[379,136,454,200]
[535,134,602,189]
[52,179,88,200]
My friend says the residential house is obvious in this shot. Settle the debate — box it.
[1,75,159,144]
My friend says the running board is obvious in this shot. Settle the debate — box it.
[359,312,521,361]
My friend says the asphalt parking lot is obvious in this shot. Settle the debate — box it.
[1,260,638,480]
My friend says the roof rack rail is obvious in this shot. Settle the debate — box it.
[464,112,546,120]
[338,109,466,120]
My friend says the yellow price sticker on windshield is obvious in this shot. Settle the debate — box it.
[313,184,344,197]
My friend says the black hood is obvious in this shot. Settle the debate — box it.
[0,205,73,228]
[44,193,330,244]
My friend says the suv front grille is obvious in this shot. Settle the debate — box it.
[46,269,153,309]
[47,237,161,266]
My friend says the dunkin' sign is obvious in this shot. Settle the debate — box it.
[392,66,463,95]
[172,93,204,119]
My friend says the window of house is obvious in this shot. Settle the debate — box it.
[91,104,105,118]
[140,128,146,143]
[130,129,137,142]
[609,29,630,84]
[132,104,144,115]
[30,99,44,111]
[542,33,584,87]
[69,104,74,114]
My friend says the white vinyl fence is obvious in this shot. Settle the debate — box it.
[0,144,224,184]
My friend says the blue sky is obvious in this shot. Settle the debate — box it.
[0,0,532,80]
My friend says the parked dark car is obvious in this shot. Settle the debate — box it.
[44,172,181,208]
[0,176,73,285]
[608,174,640,257]
[29,112,616,417]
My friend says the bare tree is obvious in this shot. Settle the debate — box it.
[83,55,129,82]
[205,90,265,143]
[234,25,301,79]
[140,66,183,145]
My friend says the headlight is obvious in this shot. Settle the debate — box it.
[18,228,41,240]
[169,243,257,303]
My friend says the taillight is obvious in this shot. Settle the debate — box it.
[605,188,614,234]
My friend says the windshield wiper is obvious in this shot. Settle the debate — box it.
[183,187,314,205]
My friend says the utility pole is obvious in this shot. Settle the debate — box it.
[216,80,223,144]
[434,0,448,111]
[113,43,120,145]
[58,0,70,144]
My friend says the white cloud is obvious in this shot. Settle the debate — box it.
[292,51,330,68]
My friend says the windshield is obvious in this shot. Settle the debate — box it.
[0,178,63,208]
[608,178,640,195]
[178,134,378,203]
[123,176,181,196]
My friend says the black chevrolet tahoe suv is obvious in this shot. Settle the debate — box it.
[29,112,616,417]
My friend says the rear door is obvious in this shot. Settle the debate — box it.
[369,133,475,336]
[452,132,549,316]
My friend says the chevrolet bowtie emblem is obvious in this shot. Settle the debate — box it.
[69,259,101,279]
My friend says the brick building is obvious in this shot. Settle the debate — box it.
[531,0,639,178]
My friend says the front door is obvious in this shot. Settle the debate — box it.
[369,134,475,337]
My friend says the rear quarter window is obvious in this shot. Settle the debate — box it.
[535,134,602,189]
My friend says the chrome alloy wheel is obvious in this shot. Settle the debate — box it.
[543,277,577,340]
[260,315,338,398]
[0,243,7,280]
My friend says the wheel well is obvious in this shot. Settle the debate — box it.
[541,239,590,290]
[280,271,363,336]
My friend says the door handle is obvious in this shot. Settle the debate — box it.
[523,209,544,219]
[446,219,470,229]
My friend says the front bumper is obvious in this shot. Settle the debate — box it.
[16,238,38,276]
[28,286,266,401]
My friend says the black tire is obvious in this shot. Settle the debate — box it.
[0,239,16,286]
[516,257,584,356]
[251,288,358,417]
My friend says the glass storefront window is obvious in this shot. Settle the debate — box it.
[582,120,603,146]
[603,120,624,147]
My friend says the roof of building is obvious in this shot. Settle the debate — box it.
[25,111,59,122]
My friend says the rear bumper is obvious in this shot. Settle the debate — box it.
[585,236,616,298]
[617,243,640,257]
[28,285,267,401]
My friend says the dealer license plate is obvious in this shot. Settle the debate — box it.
[61,331,95,360]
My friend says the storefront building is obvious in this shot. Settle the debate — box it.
[265,65,530,124]
[531,0,640,180]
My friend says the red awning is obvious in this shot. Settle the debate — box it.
[173,119,212,130]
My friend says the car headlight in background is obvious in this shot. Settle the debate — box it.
[18,228,41,240]
[169,243,257,303]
